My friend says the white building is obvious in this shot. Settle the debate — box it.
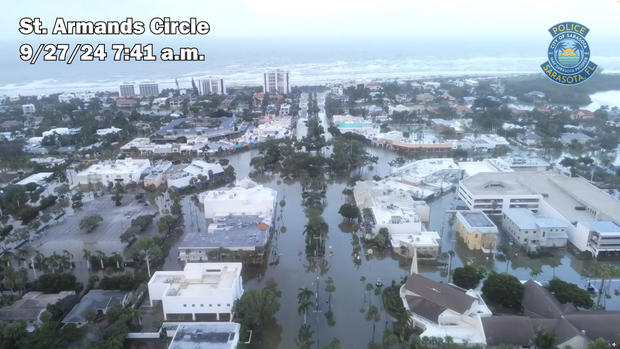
[165,322,240,349]
[263,70,290,94]
[42,127,81,138]
[391,231,441,258]
[76,158,151,187]
[502,208,569,252]
[198,77,226,95]
[458,172,541,215]
[120,136,210,156]
[147,263,243,321]
[574,221,620,257]
[96,127,122,136]
[458,158,514,177]
[58,92,96,103]
[138,82,159,97]
[119,83,135,97]
[16,172,54,186]
[167,160,224,190]
[143,161,173,187]
[199,179,276,220]
[459,171,620,254]
[22,104,36,115]
[400,272,491,345]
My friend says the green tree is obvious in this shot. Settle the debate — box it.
[591,263,620,306]
[295,324,315,349]
[325,276,336,311]
[234,284,281,331]
[338,203,360,221]
[452,265,485,290]
[132,237,163,277]
[157,215,178,234]
[588,338,610,349]
[323,338,341,349]
[548,278,594,309]
[534,330,556,349]
[482,272,524,311]
[112,182,124,206]
[297,287,313,324]
[373,227,390,248]
[79,214,103,233]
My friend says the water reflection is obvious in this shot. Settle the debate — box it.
[195,147,620,348]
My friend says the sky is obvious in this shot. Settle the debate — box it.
[3,0,620,40]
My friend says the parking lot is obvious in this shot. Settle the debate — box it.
[33,193,158,258]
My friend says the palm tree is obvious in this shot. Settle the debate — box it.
[83,249,92,270]
[62,249,73,271]
[297,287,313,324]
[0,248,15,268]
[366,283,374,307]
[33,251,45,271]
[111,252,123,269]
[95,250,106,270]
[294,324,315,349]
[325,277,336,312]
[592,263,620,307]
[15,247,31,268]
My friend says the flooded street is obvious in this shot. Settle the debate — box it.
[160,145,620,348]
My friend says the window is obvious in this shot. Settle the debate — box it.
[209,304,212,307]
[183,304,187,307]
[192,304,195,307]
[227,303,230,307]
[200,304,204,307]
[217,304,221,307]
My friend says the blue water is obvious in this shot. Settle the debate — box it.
[3,36,620,95]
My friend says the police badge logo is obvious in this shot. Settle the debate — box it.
[541,22,597,85]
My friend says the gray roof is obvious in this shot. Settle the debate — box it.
[482,316,536,346]
[404,273,474,315]
[522,280,574,319]
[582,221,620,234]
[405,295,446,322]
[459,210,495,228]
[0,291,75,323]
[483,280,620,345]
[62,289,127,324]
[179,215,270,250]
[461,171,620,225]
[503,208,569,231]
[168,322,240,349]
[564,311,620,341]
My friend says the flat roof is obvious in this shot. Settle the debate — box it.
[16,172,53,185]
[459,210,495,228]
[463,171,620,224]
[504,208,569,230]
[168,322,239,349]
[582,221,620,234]
[179,215,269,250]
[151,263,241,298]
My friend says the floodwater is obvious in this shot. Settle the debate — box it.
[164,144,620,348]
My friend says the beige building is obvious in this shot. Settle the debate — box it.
[455,210,498,253]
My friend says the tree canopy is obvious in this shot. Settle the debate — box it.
[452,265,485,290]
[482,272,523,311]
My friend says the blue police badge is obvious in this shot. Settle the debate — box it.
[541,22,597,85]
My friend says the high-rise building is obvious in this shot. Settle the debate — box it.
[138,82,159,97]
[263,70,290,94]
[119,83,135,97]
[198,77,226,96]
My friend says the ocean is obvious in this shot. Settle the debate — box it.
[2,36,620,95]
